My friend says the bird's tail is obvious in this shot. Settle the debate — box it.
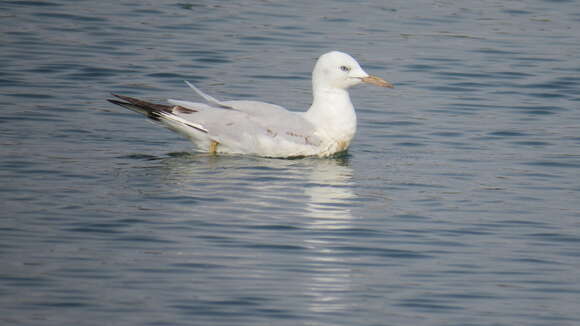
[107,93,208,134]
[107,94,173,121]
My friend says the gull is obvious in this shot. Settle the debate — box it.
[108,51,393,158]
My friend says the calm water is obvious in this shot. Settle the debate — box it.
[2,0,580,325]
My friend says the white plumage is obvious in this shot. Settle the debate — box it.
[108,51,393,158]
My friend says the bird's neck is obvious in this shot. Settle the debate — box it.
[304,87,357,142]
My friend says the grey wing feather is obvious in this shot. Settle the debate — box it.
[169,82,323,148]
[185,80,234,109]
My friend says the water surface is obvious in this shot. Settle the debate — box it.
[1,1,580,325]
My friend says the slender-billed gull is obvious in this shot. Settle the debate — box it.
[108,51,393,158]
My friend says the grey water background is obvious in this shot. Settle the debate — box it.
[1,0,580,325]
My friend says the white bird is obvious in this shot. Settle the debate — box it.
[108,51,393,158]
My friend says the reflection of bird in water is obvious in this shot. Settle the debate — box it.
[303,158,355,223]
[108,51,393,158]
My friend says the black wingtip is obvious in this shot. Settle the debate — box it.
[106,93,170,122]
[107,98,128,106]
[110,93,137,103]
[109,93,124,100]
[107,93,130,106]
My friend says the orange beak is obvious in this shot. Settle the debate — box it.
[361,75,394,88]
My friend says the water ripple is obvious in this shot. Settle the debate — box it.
[1,0,580,325]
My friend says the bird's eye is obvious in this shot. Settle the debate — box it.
[340,65,350,72]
